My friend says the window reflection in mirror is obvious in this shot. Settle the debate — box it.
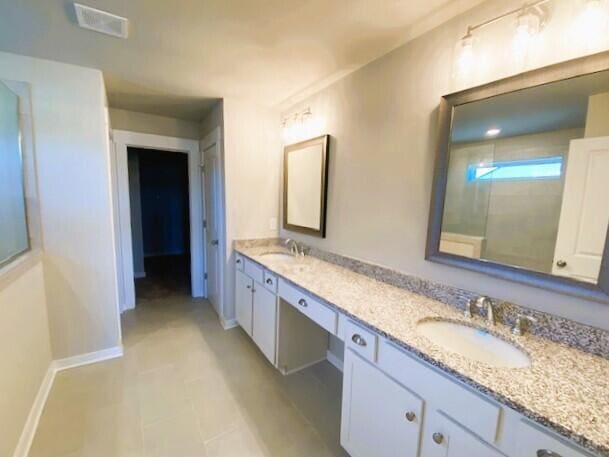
[441,70,609,284]
[0,81,29,268]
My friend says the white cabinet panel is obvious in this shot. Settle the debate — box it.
[244,258,264,284]
[252,285,277,365]
[341,349,423,457]
[278,279,337,333]
[515,419,592,457]
[344,319,378,363]
[235,270,253,336]
[421,410,504,457]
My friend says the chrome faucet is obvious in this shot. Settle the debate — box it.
[284,239,299,256]
[475,296,495,326]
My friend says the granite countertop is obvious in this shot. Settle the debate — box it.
[235,243,609,457]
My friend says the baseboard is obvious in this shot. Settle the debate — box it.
[54,345,124,372]
[280,356,327,376]
[326,350,344,372]
[12,363,56,457]
[220,317,238,330]
[133,271,146,279]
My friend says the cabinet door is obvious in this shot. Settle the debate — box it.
[421,409,504,457]
[341,349,423,457]
[235,270,253,336]
[252,285,277,364]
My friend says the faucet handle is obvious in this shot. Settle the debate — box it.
[464,298,477,318]
[512,314,538,336]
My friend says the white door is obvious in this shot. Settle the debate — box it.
[252,286,277,364]
[341,349,423,457]
[202,128,224,315]
[553,137,609,282]
[421,409,504,457]
[235,270,253,336]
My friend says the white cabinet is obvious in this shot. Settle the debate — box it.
[235,270,253,336]
[421,409,504,457]
[252,285,277,364]
[515,419,592,457]
[341,349,423,457]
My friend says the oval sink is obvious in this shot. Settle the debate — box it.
[416,319,530,368]
[259,252,297,262]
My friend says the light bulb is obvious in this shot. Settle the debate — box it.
[512,9,542,62]
[573,0,609,52]
[454,31,475,80]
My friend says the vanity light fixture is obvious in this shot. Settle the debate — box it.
[281,107,315,143]
[454,0,550,75]
[573,0,609,52]
[485,128,502,137]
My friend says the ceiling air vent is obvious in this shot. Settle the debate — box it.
[74,3,128,39]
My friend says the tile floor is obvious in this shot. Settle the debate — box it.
[29,293,349,457]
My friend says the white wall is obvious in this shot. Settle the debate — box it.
[0,51,121,358]
[280,0,609,330]
[585,92,609,137]
[0,260,52,457]
[221,98,281,320]
[109,108,200,140]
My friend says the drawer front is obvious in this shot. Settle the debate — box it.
[235,253,244,271]
[344,319,378,362]
[244,259,264,284]
[278,279,338,334]
[516,420,592,457]
[377,339,501,444]
[263,270,278,294]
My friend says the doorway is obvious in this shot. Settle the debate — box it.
[128,147,191,301]
[112,131,205,312]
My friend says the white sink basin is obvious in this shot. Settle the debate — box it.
[259,252,297,262]
[416,319,530,368]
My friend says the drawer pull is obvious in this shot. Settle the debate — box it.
[351,334,367,347]
[246,284,251,289]
[432,432,444,445]
[236,259,241,264]
[298,298,308,307]
[266,278,273,285]
[537,451,562,457]
[405,411,416,422]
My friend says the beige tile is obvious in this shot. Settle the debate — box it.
[142,406,206,457]
[204,422,268,457]
[138,364,190,425]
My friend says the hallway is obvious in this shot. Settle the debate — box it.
[28,293,347,457]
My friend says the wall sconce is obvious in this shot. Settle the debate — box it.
[573,0,609,52]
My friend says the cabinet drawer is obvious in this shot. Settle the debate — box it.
[278,279,337,334]
[263,270,278,294]
[516,420,592,457]
[377,339,501,444]
[344,319,377,362]
[235,253,244,271]
[244,259,264,284]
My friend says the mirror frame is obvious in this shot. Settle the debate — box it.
[283,134,330,238]
[426,51,609,304]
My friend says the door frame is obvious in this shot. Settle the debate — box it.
[201,127,227,326]
[112,130,205,312]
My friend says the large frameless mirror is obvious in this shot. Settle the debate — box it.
[0,80,29,268]
[427,52,609,303]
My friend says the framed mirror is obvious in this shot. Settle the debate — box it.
[427,51,609,303]
[283,134,330,237]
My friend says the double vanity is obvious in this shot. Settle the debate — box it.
[234,240,609,457]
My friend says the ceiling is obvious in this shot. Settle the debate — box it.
[0,0,484,121]
[451,70,609,143]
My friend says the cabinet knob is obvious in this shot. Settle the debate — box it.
[351,334,367,347]
[405,411,416,422]
[236,259,241,264]
[537,451,563,457]
[432,432,444,444]
[556,260,567,268]
[266,278,273,285]
[298,298,308,307]
[246,285,251,289]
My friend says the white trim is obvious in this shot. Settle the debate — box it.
[12,345,123,457]
[112,130,204,312]
[12,364,56,457]
[326,350,344,372]
[220,317,238,330]
[54,345,124,372]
